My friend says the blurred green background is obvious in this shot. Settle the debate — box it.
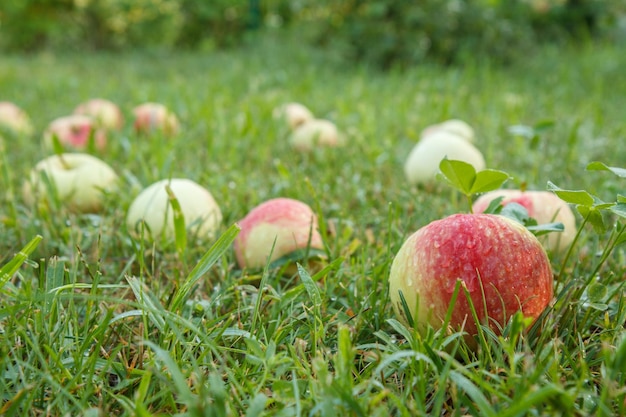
[1,0,624,68]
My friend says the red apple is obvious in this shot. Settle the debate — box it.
[0,101,34,136]
[74,98,124,131]
[234,198,325,269]
[132,102,179,136]
[389,213,553,343]
[43,114,107,151]
[472,189,576,253]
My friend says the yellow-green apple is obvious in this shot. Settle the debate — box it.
[234,197,325,269]
[389,213,553,345]
[404,130,486,184]
[43,114,107,151]
[472,189,576,253]
[74,98,124,131]
[0,101,34,136]
[126,178,222,241]
[421,119,475,142]
[132,102,180,136]
[273,102,314,130]
[288,119,342,152]
[22,153,119,212]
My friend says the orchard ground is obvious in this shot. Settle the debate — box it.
[1,32,625,415]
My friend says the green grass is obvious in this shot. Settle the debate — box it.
[1,32,625,416]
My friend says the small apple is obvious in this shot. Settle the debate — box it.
[421,119,475,142]
[389,213,553,344]
[273,102,314,130]
[234,197,325,270]
[132,102,180,136]
[43,114,107,151]
[126,178,222,241]
[472,189,576,253]
[288,119,342,152]
[404,130,486,184]
[74,98,124,131]
[0,101,34,136]
[22,153,119,212]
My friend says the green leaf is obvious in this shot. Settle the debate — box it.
[165,184,187,255]
[586,161,626,178]
[526,222,564,237]
[547,181,595,206]
[1,235,43,290]
[481,196,505,214]
[500,202,531,224]
[617,195,626,203]
[297,263,322,307]
[169,223,240,313]
[438,158,476,195]
[577,206,606,233]
[611,202,626,219]
[470,169,510,194]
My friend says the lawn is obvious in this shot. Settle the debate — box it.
[1,32,625,416]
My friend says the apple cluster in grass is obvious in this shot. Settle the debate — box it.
[274,101,344,152]
[388,159,568,347]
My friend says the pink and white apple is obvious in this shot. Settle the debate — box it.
[74,98,124,131]
[132,102,180,136]
[126,178,222,241]
[389,213,553,344]
[22,153,119,212]
[273,102,314,130]
[43,114,107,151]
[234,197,325,269]
[472,189,576,253]
[404,130,486,184]
[421,119,475,142]
[288,119,342,152]
[0,101,34,136]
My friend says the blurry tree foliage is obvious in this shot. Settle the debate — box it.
[0,0,622,67]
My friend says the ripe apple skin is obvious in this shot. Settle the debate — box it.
[404,131,486,184]
[126,178,222,241]
[0,101,34,136]
[288,119,341,152]
[274,102,314,130]
[234,198,325,269]
[472,189,576,253]
[132,102,180,136]
[74,98,124,131]
[389,213,553,342]
[43,114,107,151]
[22,153,119,213]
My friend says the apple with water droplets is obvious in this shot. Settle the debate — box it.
[389,213,553,345]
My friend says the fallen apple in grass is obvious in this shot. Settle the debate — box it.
[126,178,222,241]
[43,114,107,151]
[472,189,576,253]
[234,197,325,270]
[273,102,315,130]
[288,119,342,152]
[421,118,475,142]
[74,98,124,131]
[0,101,34,136]
[22,153,119,212]
[132,102,180,136]
[389,213,553,344]
[404,131,486,184]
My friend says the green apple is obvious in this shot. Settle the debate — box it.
[23,153,119,212]
[126,178,222,241]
